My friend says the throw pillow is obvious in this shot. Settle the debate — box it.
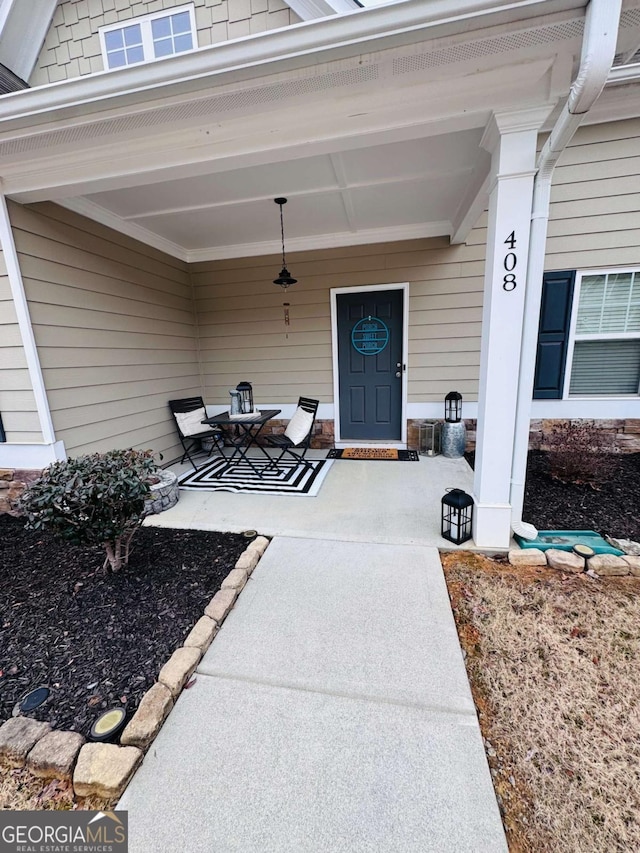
[284,407,313,446]
[175,407,207,437]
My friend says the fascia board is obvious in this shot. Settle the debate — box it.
[0,0,585,129]
[0,0,58,82]
[285,0,362,21]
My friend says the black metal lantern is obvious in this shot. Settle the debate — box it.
[444,391,462,423]
[273,197,297,289]
[441,488,474,545]
[236,381,253,414]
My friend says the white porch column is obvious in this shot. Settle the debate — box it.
[472,108,550,548]
[0,191,64,465]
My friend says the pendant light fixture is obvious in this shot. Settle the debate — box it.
[273,197,297,289]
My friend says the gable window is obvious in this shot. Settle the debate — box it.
[99,5,196,70]
[533,268,640,399]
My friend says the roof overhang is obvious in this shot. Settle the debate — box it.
[0,0,638,261]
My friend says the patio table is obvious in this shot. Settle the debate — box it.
[201,409,281,478]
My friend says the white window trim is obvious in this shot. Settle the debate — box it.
[98,4,197,71]
[563,266,640,399]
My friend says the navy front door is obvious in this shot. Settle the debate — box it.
[336,289,404,441]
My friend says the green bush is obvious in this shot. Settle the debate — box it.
[18,449,157,572]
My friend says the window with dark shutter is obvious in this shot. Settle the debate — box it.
[533,271,575,399]
[567,270,640,396]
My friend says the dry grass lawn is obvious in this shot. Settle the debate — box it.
[0,767,113,811]
[443,552,640,853]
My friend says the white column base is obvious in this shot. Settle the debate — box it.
[0,441,66,469]
[473,500,512,549]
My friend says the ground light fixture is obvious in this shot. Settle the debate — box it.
[90,707,127,742]
[441,488,474,545]
[13,686,51,716]
[273,197,297,289]
[573,543,596,559]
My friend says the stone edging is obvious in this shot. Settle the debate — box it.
[0,535,270,801]
[509,547,640,578]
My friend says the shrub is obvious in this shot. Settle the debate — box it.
[543,420,618,487]
[18,449,157,572]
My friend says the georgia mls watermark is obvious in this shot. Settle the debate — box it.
[0,811,128,853]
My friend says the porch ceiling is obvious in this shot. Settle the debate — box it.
[77,129,487,258]
[1,0,639,261]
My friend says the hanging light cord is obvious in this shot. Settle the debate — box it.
[272,197,296,288]
[279,202,287,269]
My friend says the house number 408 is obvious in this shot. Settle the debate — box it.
[502,231,517,291]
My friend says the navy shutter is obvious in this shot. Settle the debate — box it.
[533,270,575,399]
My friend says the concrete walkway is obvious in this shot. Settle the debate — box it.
[120,536,507,852]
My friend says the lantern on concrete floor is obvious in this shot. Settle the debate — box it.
[418,421,442,456]
[441,488,474,545]
[236,381,254,415]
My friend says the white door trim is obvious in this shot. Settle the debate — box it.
[330,282,409,448]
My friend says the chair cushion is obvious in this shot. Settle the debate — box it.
[284,406,313,446]
[175,407,207,437]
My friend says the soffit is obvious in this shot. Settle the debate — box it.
[2,2,639,260]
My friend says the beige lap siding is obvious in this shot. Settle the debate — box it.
[545,118,640,271]
[191,235,486,408]
[9,201,200,461]
[466,118,640,272]
[0,254,42,442]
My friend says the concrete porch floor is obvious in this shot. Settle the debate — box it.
[148,450,481,549]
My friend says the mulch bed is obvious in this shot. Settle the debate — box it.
[0,517,248,735]
[522,451,640,541]
[466,451,640,542]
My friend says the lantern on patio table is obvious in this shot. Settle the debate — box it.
[236,381,254,415]
[442,391,466,458]
[441,488,474,545]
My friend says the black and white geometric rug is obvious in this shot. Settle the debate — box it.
[178,457,333,496]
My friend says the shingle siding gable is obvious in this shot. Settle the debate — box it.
[28,0,301,86]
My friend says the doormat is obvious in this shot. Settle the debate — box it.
[327,448,419,461]
[179,457,332,496]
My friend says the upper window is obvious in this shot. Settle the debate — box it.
[567,269,640,396]
[99,5,197,70]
